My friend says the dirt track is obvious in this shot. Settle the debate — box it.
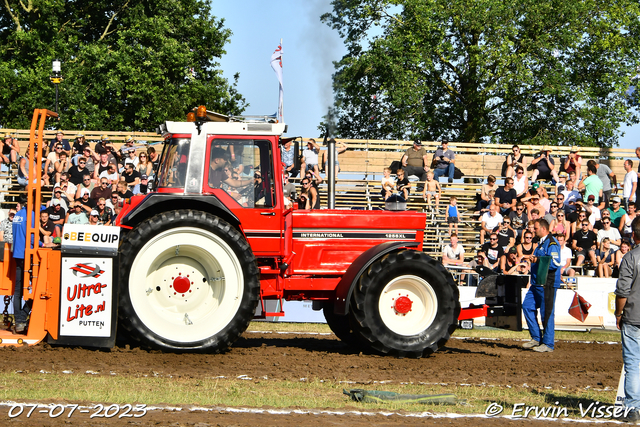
[0,330,624,426]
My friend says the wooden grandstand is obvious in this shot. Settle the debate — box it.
[0,130,637,261]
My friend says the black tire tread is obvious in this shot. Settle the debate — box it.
[118,209,259,353]
[350,250,460,358]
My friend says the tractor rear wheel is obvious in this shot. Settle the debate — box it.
[118,210,259,352]
[350,250,460,358]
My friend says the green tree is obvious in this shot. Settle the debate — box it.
[0,0,246,131]
[322,0,640,147]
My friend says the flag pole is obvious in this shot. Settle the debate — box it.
[280,38,283,123]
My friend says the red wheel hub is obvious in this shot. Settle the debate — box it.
[173,276,191,293]
[394,296,412,314]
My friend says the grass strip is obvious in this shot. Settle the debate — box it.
[0,372,617,418]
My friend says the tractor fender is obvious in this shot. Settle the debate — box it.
[333,241,420,316]
[119,193,240,229]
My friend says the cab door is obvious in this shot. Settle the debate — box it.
[203,136,284,256]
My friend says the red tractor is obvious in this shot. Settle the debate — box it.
[6,108,525,357]
[113,108,461,357]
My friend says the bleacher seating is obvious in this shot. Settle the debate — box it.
[2,130,637,262]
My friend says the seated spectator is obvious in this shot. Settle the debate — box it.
[119,136,136,159]
[523,191,544,217]
[95,152,115,178]
[620,202,637,240]
[75,174,95,200]
[48,131,70,153]
[556,171,569,195]
[396,168,410,200]
[72,133,89,154]
[2,133,19,166]
[88,210,100,225]
[481,232,504,272]
[381,167,395,200]
[496,219,515,253]
[442,233,465,267]
[91,177,112,202]
[570,209,589,236]
[304,169,324,188]
[46,200,66,236]
[137,152,153,178]
[530,146,559,183]
[517,230,537,264]
[571,219,597,267]
[401,139,428,181]
[53,150,70,184]
[549,208,570,240]
[466,250,489,286]
[615,239,632,278]
[297,178,319,210]
[283,173,296,207]
[584,195,601,228]
[68,156,89,186]
[148,146,160,172]
[66,202,89,224]
[474,175,498,215]
[562,179,582,220]
[563,146,582,179]
[77,188,97,213]
[597,215,621,251]
[422,170,441,210]
[557,234,575,278]
[432,141,455,183]
[116,181,134,200]
[0,208,15,243]
[596,238,615,278]
[607,196,627,229]
[106,193,120,211]
[501,246,529,275]
[504,144,527,178]
[513,166,529,200]
[300,139,320,176]
[39,211,55,245]
[480,204,503,245]
[124,149,139,170]
[94,198,113,226]
[78,146,98,176]
[44,142,64,184]
[494,177,517,215]
[122,163,141,195]
[509,202,528,242]
[99,163,119,191]
[17,149,37,187]
[544,202,560,224]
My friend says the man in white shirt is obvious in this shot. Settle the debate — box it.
[481,204,503,245]
[556,234,575,278]
[597,216,622,251]
[442,234,465,266]
[623,159,637,212]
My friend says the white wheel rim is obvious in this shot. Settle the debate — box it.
[378,275,438,336]
[128,226,244,343]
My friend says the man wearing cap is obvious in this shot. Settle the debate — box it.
[563,146,582,178]
[623,160,637,212]
[530,146,559,183]
[120,136,136,158]
[88,210,100,226]
[587,159,616,208]
[66,202,89,225]
[608,196,627,229]
[77,188,96,213]
[72,133,89,154]
[585,194,602,228]
[522,219,562,352]
[401,139,429,181]
[432,141,455,183]
[48,131,70,153]
[46,199,66,236]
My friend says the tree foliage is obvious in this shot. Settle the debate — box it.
[0,0,247,131]
[322,0,640,147]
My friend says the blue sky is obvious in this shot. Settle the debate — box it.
[213,0,639,150]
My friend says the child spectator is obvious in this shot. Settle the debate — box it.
[395,168,410,200]
[509,202,528,242]
[381,167,395,200]
[422,171,441,211]
[446,196,459,235]
[614,239,631,278]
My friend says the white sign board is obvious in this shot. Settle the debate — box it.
[60,257,113,337]
[61,225,120,254]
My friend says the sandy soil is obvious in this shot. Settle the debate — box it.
[0,330,624,426]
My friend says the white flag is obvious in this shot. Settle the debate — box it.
[270,42,283,122]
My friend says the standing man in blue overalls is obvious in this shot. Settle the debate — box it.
[522,218,562,352]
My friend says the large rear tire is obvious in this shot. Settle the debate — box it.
[350,250,460,358]
[118,210,259,352]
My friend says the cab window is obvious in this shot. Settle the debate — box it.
[207,139,275,208]
[157,138,190,188]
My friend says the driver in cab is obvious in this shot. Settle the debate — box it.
[209,147,253,189]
